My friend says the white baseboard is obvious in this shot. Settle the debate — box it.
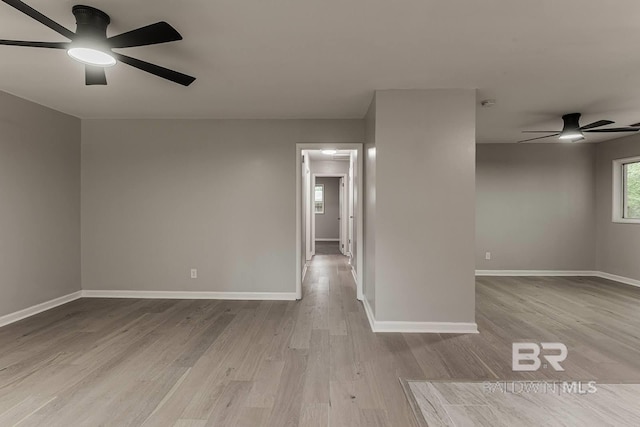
[81,290,298,300]
[373,321,479,334]
[595,272,640,289]
[363,297,376,331]
[475,270,640,289]
[351,268,363,301]
[351,267,358,286]
[0,289,297,329]
[6,271,635,331]
[361,297,478,334]
[0,291,82,328]
[315,238,339,242]
[475,270,597,277]
[302,264,309,283]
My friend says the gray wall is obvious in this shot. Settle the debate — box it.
[310,160,349,176]
[476,144,597,271]
[374,89,476,323]
[363,98,376,314]
[315,177,340,239]
[0,91,81,317]
[81,119,363,293]
[596,135,640,280]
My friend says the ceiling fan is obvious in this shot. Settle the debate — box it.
[0,0,195,86]
[518,113,639,143]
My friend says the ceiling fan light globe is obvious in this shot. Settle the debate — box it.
[67,47,116,67]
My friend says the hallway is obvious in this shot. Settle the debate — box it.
[295,253,420,425]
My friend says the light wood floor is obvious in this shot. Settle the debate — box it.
[405,381,640,426]
[1,255,640,426]
[313,241,342,255]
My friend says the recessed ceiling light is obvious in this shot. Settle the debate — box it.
[322,150,337,155]
[67,47,116,67]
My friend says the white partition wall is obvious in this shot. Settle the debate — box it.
[364,89,477,332]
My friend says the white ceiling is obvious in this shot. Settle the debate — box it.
[2,0,640,144]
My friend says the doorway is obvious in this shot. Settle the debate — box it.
[296,144,363,300]
[313,175,346,256]
[314,176,343,254]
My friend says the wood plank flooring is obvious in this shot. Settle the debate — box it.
[313,241,342,255]
[405,381,640,426]
[1,256,640,426]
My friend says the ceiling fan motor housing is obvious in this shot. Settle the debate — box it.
[72,5,110,41]
[561,113,581,133]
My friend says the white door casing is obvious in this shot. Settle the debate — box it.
[296,143,364,301]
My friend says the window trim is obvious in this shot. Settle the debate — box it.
[612,155,640,224]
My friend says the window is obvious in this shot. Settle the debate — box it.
[314,184,324,214]
[613,156,640,223]
[624,161,640,219]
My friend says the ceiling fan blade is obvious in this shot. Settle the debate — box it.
[86,66,107,86]
[584,128,640,133]
[108,22,182,49]
[1,0,75,40]
[112,52,195,86]
[0,39,69,48]
[521,131,561,133]
[518,133,560,143]
[580,120,614,130]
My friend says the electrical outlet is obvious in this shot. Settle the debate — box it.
[190,269,198,279]
[485,252,491,260]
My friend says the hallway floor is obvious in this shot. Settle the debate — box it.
[313,241,343,255]
[1,255,639,426]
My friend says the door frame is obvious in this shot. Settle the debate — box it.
[347,155,355,263]
[296,143,364,301]
[304,156,313,262]
[312,173,347,256]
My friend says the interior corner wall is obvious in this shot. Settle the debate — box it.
[0,91,81,317]
[363,97,376,314]
[81,119,363,294]
[476,143,597,271]
[373,89,476,323]
[596,135,640,281]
